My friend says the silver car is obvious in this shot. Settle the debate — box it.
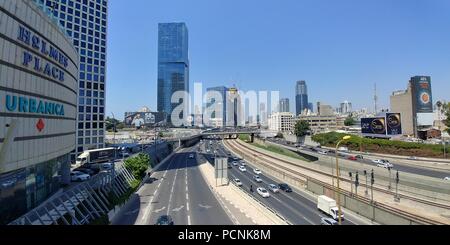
[321,217,338,225]
[268,184,280,193]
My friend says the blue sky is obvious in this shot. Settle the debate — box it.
[106,0,450,119]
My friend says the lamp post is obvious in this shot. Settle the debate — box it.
[111,112,117,161]
[335,135,351,225]
[387,166,392,190]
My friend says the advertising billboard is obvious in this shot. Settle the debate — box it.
[386,113,402,135]
[361,117,387,136]
[411,76,433,113]
[124,112,166,128]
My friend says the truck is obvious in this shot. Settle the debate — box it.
[317,195,344,221]
[75,148,116,170]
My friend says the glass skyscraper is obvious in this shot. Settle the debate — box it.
[206,86,228,127]
[279,98,290,113]
[296,80,308,116]
[37,0,109,159]
[157,23,189,123]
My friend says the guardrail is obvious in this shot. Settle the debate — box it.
[226,140,447,225]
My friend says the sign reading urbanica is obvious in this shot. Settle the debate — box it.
[17,25,68,82]
[4,95,65,116]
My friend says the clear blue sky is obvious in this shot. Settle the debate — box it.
[106,0,450,119]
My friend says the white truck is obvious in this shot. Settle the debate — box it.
[75,148,116,170]
[317,195,344,221]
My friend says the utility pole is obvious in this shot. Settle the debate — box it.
[395,170,400,202]
[355,171,359,196]
[364,170,368,196]
[349,172,353,196]
[370,169,375,204]
[388,167,392,190]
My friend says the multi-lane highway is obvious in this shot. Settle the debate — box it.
[112,147,232,225]
[267,139,450,179]
[201,138,358,225]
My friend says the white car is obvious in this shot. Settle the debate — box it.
[71,171,90,182]
[377,163,389,168]
[444,177,450,181]
[188,154,194,159]
[253,169,262,175]
[240,161,247,166]
[253,175,263,183]
[257,187,270,198]
[233,178,243,187]
[232,161,239,166]
[318,150,329,155]
[239,166,247,172]
[268,184,280,193]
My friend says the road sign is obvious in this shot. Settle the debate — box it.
[215,157,228,186]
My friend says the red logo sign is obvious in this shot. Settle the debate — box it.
[36,119,45,132]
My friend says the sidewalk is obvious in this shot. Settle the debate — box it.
[197,160,287,225]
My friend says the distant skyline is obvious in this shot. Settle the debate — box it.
[106,0,450,119]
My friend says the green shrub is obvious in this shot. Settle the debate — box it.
[124,153,152,180]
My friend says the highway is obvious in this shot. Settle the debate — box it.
[112,146,233,225]
[267,138,450,179]
[202,138,357,225]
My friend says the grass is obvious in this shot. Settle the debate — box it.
[250,141,310,162]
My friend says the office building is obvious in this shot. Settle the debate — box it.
[308,102,314,113]
[298,115,337,134]
[279,98,290,113]
[390,76,434,137]
[295,81,308,116]
[340,101,352,115]
[38,0,109,160]
[0,0,78,224]
[157,23,189,123]
[268,112,295,132]
[317,102,334,116]
[206,86,227,127]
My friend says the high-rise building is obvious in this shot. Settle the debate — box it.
[157,23,189,123]
[295,81,308,116]
[279,98,290,112]
[206,86,228,127]
[40,0,109,160]
[308,102,314,113]
[1,0,79,224]
[340,101,353,115]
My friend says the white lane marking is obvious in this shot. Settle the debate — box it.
[186,202,190,211]
[140,148,185,224]
[172,205,185,212]
[199,204,212,209]
[153,206,166,213]
[187,215,191,225]
[166,166,179,216]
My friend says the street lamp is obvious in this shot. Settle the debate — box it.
[335,135,351,225]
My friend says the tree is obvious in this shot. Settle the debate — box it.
[276,132,284,138]
[444,102,450,135]
[294,120,310,137]
[124,153,152,180]
[105,117,122,132]
[344,116,355,126]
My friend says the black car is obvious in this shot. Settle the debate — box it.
[355,155,364,160]
[155,215,174,225]
[278,183,292,192]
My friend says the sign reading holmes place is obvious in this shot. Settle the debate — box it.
[17,25,68,82]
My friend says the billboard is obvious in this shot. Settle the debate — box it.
[411,76,433,113]
[386,113,402,135]
[361,117,386,136]
[124,112,166,128]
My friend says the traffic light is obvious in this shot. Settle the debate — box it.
[371,169,375,185]
[355,172,359,186]
[363,170,367,176]
[396,171,399,184]
[349,172,352,178]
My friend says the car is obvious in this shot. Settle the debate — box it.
[253,175,263,183]
[71,171,90,182]
[227,163,232,169]
[233,178,243,187]
[101,162,114,170]
[372,159,391,167]
[239,166,247,172]
[240,161,247,166]
[321,217,338,225]
[377,163,388,168]
[253,169,262,175]
[278,183,292,192]
[444,177,450,181]
[155,215,174,225]
[268,184,280,193]
[75,168,95,176]
[257,187,270,198]
[408,156,417,160]
[188,154,194,159]
[355,155,364,160]
[372,159,384,164]
[232,161,239,166]
[233,157,239,161]
[318,150,329,155]
[348,156,357,161]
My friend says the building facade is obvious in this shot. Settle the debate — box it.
[279,98,290,113]
[295,80,308,116]
[38,0,109,159]
[0,0,78,224]
[157,23,189,124]
[268,112,295,132]
[340,100,352,115]
[317,102,334,116]
[206,86,227,127]
[390,76,434,137]
[298,115,337,134]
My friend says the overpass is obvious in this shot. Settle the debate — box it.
[166,129,260,147]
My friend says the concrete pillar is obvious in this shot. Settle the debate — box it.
[250,134,255,143]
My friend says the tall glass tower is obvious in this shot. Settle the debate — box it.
[38,0,109,159]
[296,80,308,116]
[157,23,189,123]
